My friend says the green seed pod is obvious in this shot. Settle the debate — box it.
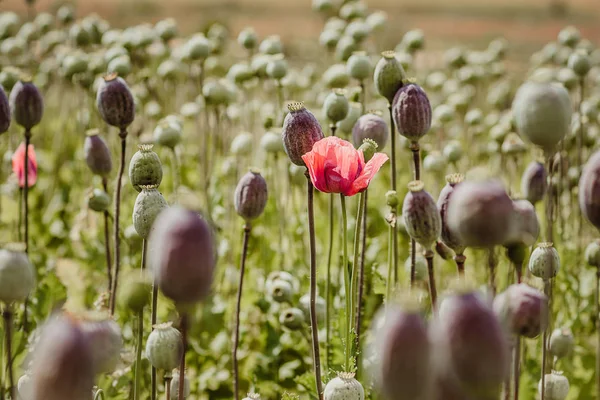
[260,131,284,153]
[386,190,399,208]
[323,89,350,123]
[157,59,183,80]
[279,308,305,330]
[423,151,447,173]
[154,118,182,149]
[185,34,210,60]
[336,101,361,134]
[557,67,578,89]
[402,181,441,250]
[234,170,268,221]
[443,140,463,164]
[358,138,378,162]
[366,11,387,32]
[323,372,364,400]
[538,372,569,400]
[320,29,341,51]
[299,293,326,323]
[88,189,111,212]
[464,108,483,126]
[117,271,151,313]
[335,35,358,62]
[238,27,258,50]
[10,78,44,131]
[145,322,183,371]
[155,18,178,42]
[346,20,370,43]
[0,84,11,134]
[268,279,294,303]
[400,29,425,53]
[506,242,528,266]
[266,54,287,80]
[346,51,371,81]
[549,328,574,358]
[339,1,367,20]
[227,62,254,85]
[568,51,591,77]
[259,35,283,55]
[374,51,406,104]
[266,271,299,294]
[230,132,253,156]
[585,240,600,267]
[170,370,190,400]
[528,242,560,280]
[323,64,350,89]
[133,185,168,239]
[129,144,163,192]
[0,243,35,303]
[558,26,580,48]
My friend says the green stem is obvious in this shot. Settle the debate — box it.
[133,312,143,400]
[541,280,550,400]
[386,218,394,303]
[93,389,106,400]
[355,190,368,377]
[340,194,351,372]
[350,192,366,358]
[171,147,180,203]
[2,308,12,400]
[325,193,334,371]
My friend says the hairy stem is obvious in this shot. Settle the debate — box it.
[233,224,251,400]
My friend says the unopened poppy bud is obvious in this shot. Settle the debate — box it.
[10,78,43,130]
[0,243,35,303]
[549,328,574,358]
[528,242,560,280]
[0,84,10,134]
[403,181,441,250]
[323,89,349,123]
[145,322,183,371]
[84,129,112,176]
[392,83,432,144]
[281,102,324,166]
[129,144,163,192]
[374,51,405,103]
[358,139,377,162]
[234,170,268,222]
[279,308,305,330]
[88,188,111,212]
[385,190,398,208]
[352,111,388,149]
[538,372,569,400]
[323,372,365,400]
[133,185,168,239]
[585,240,600,267]
[268,279,294,303]
[96,73,135,130]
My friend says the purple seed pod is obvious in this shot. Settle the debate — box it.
[579,150,600,230]
[521,161,547,205]
[506,199,540,247]
[402,180,441,250]
[281,102,324,166]
[437,174,465,254]
[84,129,113,177]
[446,180,515,248]
[374,51,406,104]
[493,283,549,338]
[528,242,560,280]
[352,111,389,149]
[9,79,43,131]
[0,84,10,134]
[433,290,509,399]
[79,312,123,374]
[392,83,432,144]
[234,170,268,222]
[30,314,94,400]
[148,206,216,305]
[96,73,135,130]
[367,303,433,400]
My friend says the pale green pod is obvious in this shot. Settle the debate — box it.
[132,185,168,239]
[129,144,163,192]
[323,372,364,400]
[538,372,569,400]
[154,118,182,149]
[323,89,349,123]
[374,51,406,103]
[88,189,111,212]
[0,243,35,303]
[145,322,183,371]
[528,242,560,280]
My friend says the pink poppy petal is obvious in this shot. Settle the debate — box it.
[345,152,389,196]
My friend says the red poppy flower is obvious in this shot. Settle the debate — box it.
[301,136,388,196]
[12,142,37,188]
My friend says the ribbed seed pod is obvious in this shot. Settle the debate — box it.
[323,372,364,400]
[30,315,94,400]
[521,161,547,205]
[538,372,569,400]
[507,199,540,247]
[437,174,465,254]
[234,170,268,222]
[549,328,574,359]
[402,181,441,251]
[493,283,548,338]
[585,240,600,267]
[0,84,10,134]
[96,73,135,130]
[148,206,216,305]
[145,322,183,371]
[281,102,324,166]
[323,89,349,123]
[170,370,190,400]
[528,242,560,280]
[79,312,123,374]
[352,111,388,149]
[392,83,432,144]
[84,129,112,176]
[9,79,43,130]
[446,180,515,248]
[0,243,35,303]
[133,185,168,239]
[374,51,405,104]
[129,144,163,192]
[579,151,600,230]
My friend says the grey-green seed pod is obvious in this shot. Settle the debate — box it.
[528,242,560,280]
[133,185,168,239]
[96,73,135,130]
[335,35,358,62]
[185,34,210,60]
[145,322,183,371]
[320,29,341,51]
[155,18,178,42]
[0,243,35,303]
[117,271,151,313]
[493,283,548,338]
[324,372,364,400]
[323,89,350,123]
[568,51,591,77]
[443,141,463,164]
[260,131,284,153]
[170,370,190,399]
[266,54,288,80]
[9,79,43,131]
[234,170,268,222]
[279,308,305,330]
[392,83,432,144]
[352,111,388,149]
[423,151,447,173]
[374,51,406,104]
[336,101,361,134]
[358,139,377,162]
[549,328,574,358]
[345,20,370,43]
[386,190,399,208]
[154,118,182,149]
[521,161,547,205]
[238,27,258,50]
[538,372,569,400]
[402,181,441,250]
[323,63,350,88]
[129,144,163,192]
[88,188,111,212]
[558,26,580,48]
[282,102,324,166]
[437,174,465,254]
[231,132,253,156]
[268,279,294,303]
[259,35,283,55]
[347,51,371,81]
[585,240,600,267]
[0,84,10,134]
[84,129,112,176]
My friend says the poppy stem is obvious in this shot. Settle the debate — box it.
[514,337,521,400]
[410,142,421,288]
[151,280,158,400]
[102,178,113,295]
[488,247,497,298]
[23,130,31,254]
[325,192,334,371]
[388,104,399,288]
[171,147,180,203]
[3,307,13,400]
[133,307,143,400]
[178,313,188,400]
[340,193,351,372]
[454,253,466,276]
[354,190,368,376]
[164,376,172,400]
[110,131,127,316]
[596,267,600,400]
[233,223,251,400]
[350,191,365,358]
[425,249,437,311]
[540,279,550,400]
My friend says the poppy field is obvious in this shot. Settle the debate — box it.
[0,1,600,400]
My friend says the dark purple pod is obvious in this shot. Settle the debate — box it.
[392,83,432,144]
[402,180,441,251]
[234,170,268,222]
[84,129,113,177]
[148,206,216,305]
[505,199,540,247]
[30,314,94,400]
[579,150,600,231]
[9,79,43,131]
[96,73,135,130]
[281,102,324,166]
[520,161,547,205]
[437,174,465,254]
[0,84,10,134]
[433,291,509,399]
[352,111,389,149]
[493,283,549,338]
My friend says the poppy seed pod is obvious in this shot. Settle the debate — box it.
[88,188,111,212]
[323,372,364,400]
[133,185,168,239]
[352,111,388,149]
[392,83,432,144]
[9,79,43,130]
[433,291,509,399]
[260,131,284,153]
[238,27,258,50]
[267,280,294,303]
[170,370,191,399]
[30,315,94,400]
[568,51,590,77]
[145,322,183,371]
[374,51,406,104]
[154,118,182,149]
[512,81,571,152]
[358,139,377,162]
[266,54,288,80]
[234,170,268,222]
[323,89,350,123]
[299,294,326,323]
[0,84,10,134]
[96,73,135,130]
[549,328,574,359]
[528,242,560,280]
[446,180,515,248]
[579,151,600,230]
[493,283,549,338]
[437,174,465,254]
[402,181,441,250]
[281,102,324,166]
[279,308,305,330]
[84,129,112,176]
[585,240,600,267]
[538,372,570,400]
[521,161,547,205]
[79,313,123,374]
[507,200,540,247]
[347,51,371,81]
[117,272,152,313]
[148,206,216,305]
[129,144,163,192]
[336,101,361,134]
[0,243,35,303]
